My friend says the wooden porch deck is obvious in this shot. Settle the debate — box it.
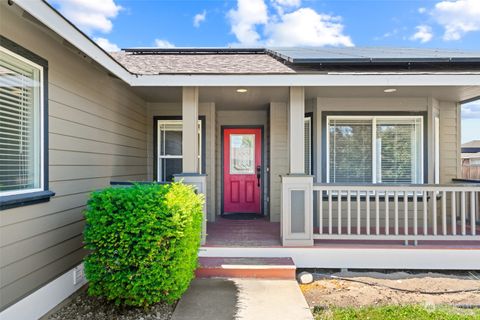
[205,217,480,249]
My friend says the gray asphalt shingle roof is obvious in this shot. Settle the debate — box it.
[110,52,295,74]
[110,47,480,75]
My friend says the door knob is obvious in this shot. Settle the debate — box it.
[256,165,261,187]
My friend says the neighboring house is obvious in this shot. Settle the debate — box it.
[461,140,480,180]
[461,140,480,154]
[1,1,480,319]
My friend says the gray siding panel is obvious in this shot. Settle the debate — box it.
[0,3,147,310]
[269,103,289,222]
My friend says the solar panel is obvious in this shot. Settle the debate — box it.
[267,47,480,64]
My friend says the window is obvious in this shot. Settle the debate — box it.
[230,134,255,174]
[304,115,312,175]
[0,45,44,197]
[327,116,423,184]
[156,119,203,181]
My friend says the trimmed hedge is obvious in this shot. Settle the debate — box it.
[83,182,204,307]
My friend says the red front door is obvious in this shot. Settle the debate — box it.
[223,128,262,214]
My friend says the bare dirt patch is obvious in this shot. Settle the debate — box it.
[300,271,480,308]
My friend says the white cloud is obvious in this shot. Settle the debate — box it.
[228,0,352,47]
[193,10,207,28]
[266,8,353,47]
[49,0,122,34]
[462,101,480,119]
[154,39,175,48]
[410,25,433,43]
[94,37,120,51]
[227,0,268,46]
[273,0,301,8]
[431,0,480,40]
[418,7,427,13]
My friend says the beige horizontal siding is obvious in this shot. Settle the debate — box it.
[0,249,85,310]
[439,101,461,183]
[0,3,147,311]
[270,103,288,222]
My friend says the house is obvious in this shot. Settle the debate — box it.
[1,1,480,319]
[462,140,480,154]
[461,140,480,180]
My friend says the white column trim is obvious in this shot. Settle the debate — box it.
[289,87,305,174]
[182,87,199,173]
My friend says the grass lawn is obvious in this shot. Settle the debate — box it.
[314,305,480,320]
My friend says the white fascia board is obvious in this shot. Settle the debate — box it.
[15,0,134,84]
[132,73,480,87]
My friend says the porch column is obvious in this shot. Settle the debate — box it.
[182,87,199,173]
[281,87,314,246]
[176,87,206,245]
[289,86,305,174]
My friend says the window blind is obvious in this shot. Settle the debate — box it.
[329,119,372,183]
[376,118,422,183]
[0,51,41,193]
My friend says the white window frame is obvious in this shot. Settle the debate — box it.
[326,115,424,184]
[156,119,202,181]
[0,46,45,197]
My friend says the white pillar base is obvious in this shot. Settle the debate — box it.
[281,174,314,246]
[174,173,207,245]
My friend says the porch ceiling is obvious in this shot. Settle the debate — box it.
[133,85,479,107]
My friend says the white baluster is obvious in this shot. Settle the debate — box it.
[471,191,476,236]
[347,190,351,235]
[442,191,447,235]
[461,191,466,235]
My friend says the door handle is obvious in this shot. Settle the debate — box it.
[256,165,261,187]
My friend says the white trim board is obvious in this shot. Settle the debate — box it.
[132,73,480,87]
[199,247,480,270]
[0,264,87,320]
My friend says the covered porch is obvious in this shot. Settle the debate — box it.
[132,83,479,267]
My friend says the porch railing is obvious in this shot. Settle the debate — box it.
[312,183,480,242]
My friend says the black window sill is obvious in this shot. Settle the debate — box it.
[0,190,55,210]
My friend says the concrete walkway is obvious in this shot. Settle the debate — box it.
[172,279,313,320]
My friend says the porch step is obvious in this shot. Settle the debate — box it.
[196,257,296,280]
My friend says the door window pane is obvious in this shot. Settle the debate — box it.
[230,134,255,174]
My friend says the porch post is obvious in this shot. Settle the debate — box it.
[289,87,305,174]
[281,87,314,246]
[175,87,207,245]
[182,87,199,173]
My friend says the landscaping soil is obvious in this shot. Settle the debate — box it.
[46,291,174,320]
[300,271,480,308]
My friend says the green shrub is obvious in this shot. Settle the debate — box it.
[83,182,204,307]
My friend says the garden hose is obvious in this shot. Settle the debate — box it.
[313,273,480,295]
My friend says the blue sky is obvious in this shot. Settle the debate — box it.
[48,0,480,142]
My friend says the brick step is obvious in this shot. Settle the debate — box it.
[196,257,296,280]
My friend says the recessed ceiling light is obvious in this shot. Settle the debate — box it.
[236,88,248,93]
[384,88,397,93]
